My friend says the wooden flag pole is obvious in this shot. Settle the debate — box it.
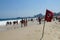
[40,20,45,40]
[40,9,53,40]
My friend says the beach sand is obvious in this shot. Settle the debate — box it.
[0,20,60,40]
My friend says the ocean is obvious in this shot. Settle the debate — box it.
[0,18,22,32]
[0,18,21,26]
[0,17,35,26]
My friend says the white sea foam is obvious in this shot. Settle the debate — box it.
[0,19,21,31]
[0,19,21,26]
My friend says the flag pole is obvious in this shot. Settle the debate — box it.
[40,19,45,40]
[40,9,53,40]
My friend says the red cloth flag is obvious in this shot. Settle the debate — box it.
[45,9,54,22]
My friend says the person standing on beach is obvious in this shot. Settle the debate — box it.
[25,18,27,26]
[24,19,26,26]
[58,18,60,22]
[24,18,28,26]
[38,17,41,24]
[20,19,24,27]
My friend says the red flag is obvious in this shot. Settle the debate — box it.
[45,9,54,22]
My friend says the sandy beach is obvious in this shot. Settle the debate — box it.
[0,20,60,40]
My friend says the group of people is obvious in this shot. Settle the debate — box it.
[6,17,42,27]
[20,18,27,27]
[6,21,18,26]
[20,17,42,27]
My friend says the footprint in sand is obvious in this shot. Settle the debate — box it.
[50,30,52,33]
[35,30,41,32]
[52,27,55,29]
[58,36,60,39]
[47,33,50,35]
[55,22,57,24]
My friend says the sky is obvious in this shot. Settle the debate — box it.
[0,0,60,18]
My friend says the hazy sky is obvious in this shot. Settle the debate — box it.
[0,0,60,18]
